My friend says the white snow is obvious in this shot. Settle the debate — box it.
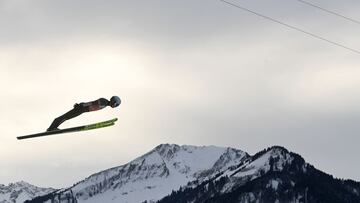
[232,150,272,179]
[3,145,305,203]
[67,144,247,203]
[232,147,293,179]
[0,181,55,203]
[267,179,280,191]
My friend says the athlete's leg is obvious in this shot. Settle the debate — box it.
[47,106,86,131]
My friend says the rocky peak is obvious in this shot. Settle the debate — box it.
[212,147,249,170]
[155,143,181,160]
[0,181,55,203]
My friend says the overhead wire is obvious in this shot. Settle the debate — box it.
[295,0,360,25]
[219,0,360,55]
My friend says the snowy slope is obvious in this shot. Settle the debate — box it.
[46,144,248,203]
[159,146,360,203]
[231,146,295,179]
[15,144,360,203]
[214,146,298,194]
[0,181,55,203]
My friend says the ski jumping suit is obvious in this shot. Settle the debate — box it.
[47,98,110,131]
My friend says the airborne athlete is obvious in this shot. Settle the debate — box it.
[47,96,121,131]
[17,96,121,140]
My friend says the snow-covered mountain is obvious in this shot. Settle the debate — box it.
[159,146,360,203]
[29,144,248,203]
[0,181,55,203]
[21,144,360,203]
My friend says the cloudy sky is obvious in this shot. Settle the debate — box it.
[1,0,360,188]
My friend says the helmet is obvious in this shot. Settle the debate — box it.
[110,96,121,108]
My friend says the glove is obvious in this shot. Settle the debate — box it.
[73,103,82,109]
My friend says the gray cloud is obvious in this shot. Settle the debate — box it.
[1,0,360,187]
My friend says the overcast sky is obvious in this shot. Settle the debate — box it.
[1,0,360,188]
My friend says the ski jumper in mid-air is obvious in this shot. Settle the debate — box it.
[47,96,121,131]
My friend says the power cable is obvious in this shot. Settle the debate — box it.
[219,0,360,55]
[296,0,360,25]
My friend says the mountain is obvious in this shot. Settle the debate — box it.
[159,146,360,203]
[23,144,360,203]
[29,144,248,203]
[0,181,55,203]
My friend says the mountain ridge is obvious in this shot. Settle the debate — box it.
[28,144,249,203]
[0,181,56,203]
[159,145,360,203]
[11,144,360,203]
